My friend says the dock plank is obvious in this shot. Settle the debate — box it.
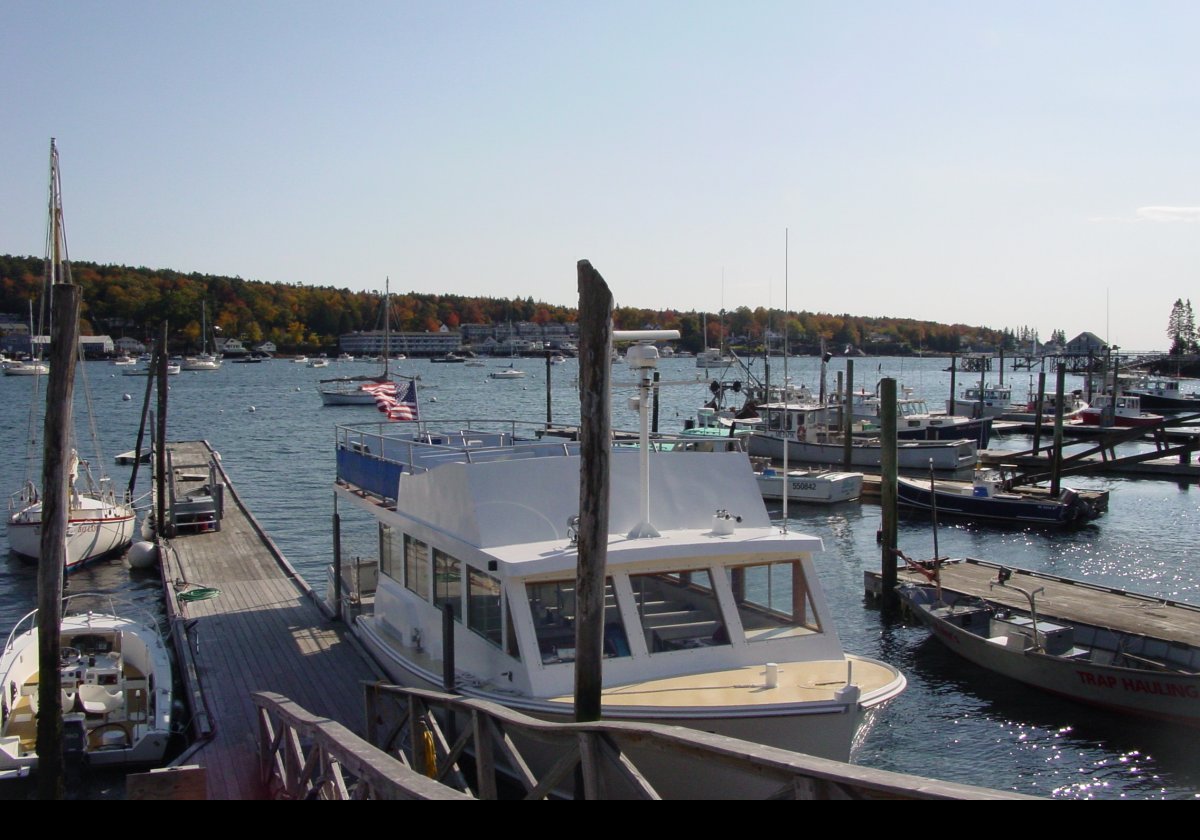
[869,557,1200,647]
[159,441,384,799]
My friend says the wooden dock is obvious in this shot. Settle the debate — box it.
[157,440,385,799]
[865,557,1200,647]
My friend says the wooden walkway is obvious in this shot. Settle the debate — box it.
[866,557,1200,646]
[158,440,384,799]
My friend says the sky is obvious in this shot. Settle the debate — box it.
[2,1,1198,351]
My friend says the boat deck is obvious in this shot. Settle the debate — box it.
[866,557,1200,647]
[550,655,898,709]
[160,441,384,799]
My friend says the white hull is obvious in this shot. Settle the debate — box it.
[756,468,863,503]
[0,595,173,778]
[748,432,977,471]
[357,616,900,797]
[3,363,48,376]
[7,495,136,570]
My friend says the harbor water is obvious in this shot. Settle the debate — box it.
[1,353,1197,798]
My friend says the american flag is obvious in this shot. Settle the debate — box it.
[366,379,419,422]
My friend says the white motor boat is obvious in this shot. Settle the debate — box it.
[331,336,905,795]
[2,361,49,377]
[488,363,526,380]
[754,464,863,504]
[748,402,978,471]
[0,593,174,779]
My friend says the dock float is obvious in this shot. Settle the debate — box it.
[157,440,385,799]
[865,557,1200,647]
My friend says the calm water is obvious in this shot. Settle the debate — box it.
[2,354,1198,798]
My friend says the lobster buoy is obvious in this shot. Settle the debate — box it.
[127,540,159,569]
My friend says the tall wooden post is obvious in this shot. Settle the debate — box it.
[332,494,342,621]
[843,359,854,468]
[575,261,612,723]
[37,284,81,799]
[948,356,957,415]
[879,378,899,612]
[998,346,1005,385]
[545,350,553,427]
[128,339,160,496]
[155,323,168,538]
[1031,371,1046,456]
[1051,366,1066,495]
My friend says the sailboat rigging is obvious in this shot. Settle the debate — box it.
[317,279,413,405]
[6,140,136,570]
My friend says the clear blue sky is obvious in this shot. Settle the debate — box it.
[3,1,1198,350]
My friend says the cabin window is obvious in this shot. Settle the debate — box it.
[630,570,730,653]
[379,524,398,581]
[726,560,820,641]
[434,549,461,620]
[526,578,629,664]
[404,535,430,601]
[467,568,502,647]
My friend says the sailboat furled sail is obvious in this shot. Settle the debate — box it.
[6,140,136,570]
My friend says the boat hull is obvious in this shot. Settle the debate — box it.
[7,498,136,570]
[756,469,863,503]
[748,433,977,471]
[900,585,1200,727]
[356,616,902,796]
[895,477,1092,526]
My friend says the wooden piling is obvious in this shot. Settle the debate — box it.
[843,360,854,469]
[878,378,898,612]
[128,338,159,496]
[155,323,168,537]
[1031,371,1046,456]
[575,260,612,723]
[948,356,957,415]
[1051,366,1066,495]
[36,284,81,800]
[545,350,553,426]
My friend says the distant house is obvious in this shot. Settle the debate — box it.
[115,336,146,355]
[1066,332,1107,355]
[79,335,114,357]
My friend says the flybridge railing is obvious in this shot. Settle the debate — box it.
[334,420,747,502]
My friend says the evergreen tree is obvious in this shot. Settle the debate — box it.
[1168,299,1187,355]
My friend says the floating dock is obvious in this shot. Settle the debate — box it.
[157,440,384,799]
[865,557,1200,647]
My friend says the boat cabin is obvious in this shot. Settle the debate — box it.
[334,423,841,700]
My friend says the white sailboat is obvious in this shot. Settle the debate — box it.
[180,301,222,371]
[6,140,136,570]
[318,281,407,405]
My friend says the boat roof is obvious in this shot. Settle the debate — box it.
[337,423,821,575]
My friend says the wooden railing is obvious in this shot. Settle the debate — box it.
[257,686,1030,799]
[359,684,1027,800]
[253,692,472,800]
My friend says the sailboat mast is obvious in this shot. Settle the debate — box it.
[782,229,789,530]
[383,277,390,379]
